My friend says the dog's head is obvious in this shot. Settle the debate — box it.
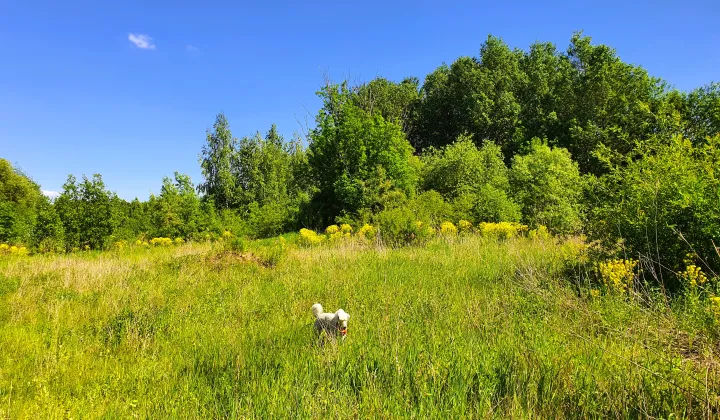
[335,309,350,336]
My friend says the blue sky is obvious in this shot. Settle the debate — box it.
[1,0,718,200]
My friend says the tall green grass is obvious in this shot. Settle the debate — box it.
[0,236,718,418]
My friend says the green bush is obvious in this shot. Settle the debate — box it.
[32,196,64,252]
[308,83,419,222]
[421,136,520,223]
[0,159,42,245]
[510,141,583,233]
[226,237,247,253]
[589,134,720,290]
[410,191,453,226]
[373,207,424,247]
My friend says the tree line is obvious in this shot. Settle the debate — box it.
[1,32,718,290]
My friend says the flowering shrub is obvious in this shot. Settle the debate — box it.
[678,265,709,288]
[710,297,720,321]
[677,254,709,288]
[559,236,590,265]
[174,237,185,245]
[113,240,128,250]
[440,221,458,235]
[0,244,29,256]
[529,225,552,240]
[597,259,637,293]
[357,224,376,240]
[298,228,323,246]
[478,222,528,239]
[458,220,473,233]
[150,237,174,247]
[340,224,353,234]
[325,225,340,235]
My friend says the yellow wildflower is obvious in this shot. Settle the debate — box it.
[529,225,551,240]
[678,260,708,288]
[325,225,340,235]
[710,297,720,320]
[340,224,353,234]
[440,221,458,235]
[358,224,376,241]
[478,222,528,239]
[150,237,173,246]
[597,259,637,293]
[299,228,323,246]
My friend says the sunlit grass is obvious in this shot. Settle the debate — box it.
[0,236,718,417]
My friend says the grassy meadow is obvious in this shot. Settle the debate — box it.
[1,235,719,418]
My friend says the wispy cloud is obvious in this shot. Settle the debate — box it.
[128,33,156,50]
[186,45,199,53]
[42,190,60,199]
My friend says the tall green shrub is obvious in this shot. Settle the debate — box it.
[0,159,41,244]
[589,134,720,290]
[421,136,519,222]
[510,141,583,233]
[308,83,418,223]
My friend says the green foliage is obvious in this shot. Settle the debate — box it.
[55,174,119,250]
[409,190,453,226]
[308,83,418,223]
[410,33,680,174]
[148,172,207,239]
[421,136,520,223]
[114,198,152,241]
[684,82,720,143]
[411,36,524,155]
[0,158,41,244]
[33,196,64,252]
[372,206,428,247]
[510,141,583,233]
[589,134,720,289]
[234,126,310,237]
[199,113,238,209]
[352,76,420,131]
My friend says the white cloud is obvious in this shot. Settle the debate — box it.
[128,33,156,50]
[186,45,199,53]
[42,190,60,199]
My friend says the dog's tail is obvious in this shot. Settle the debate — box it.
[311,303,323,319]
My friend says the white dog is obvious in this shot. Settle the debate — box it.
[311,303,350,339]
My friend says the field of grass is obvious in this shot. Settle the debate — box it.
[1,235,719,418]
